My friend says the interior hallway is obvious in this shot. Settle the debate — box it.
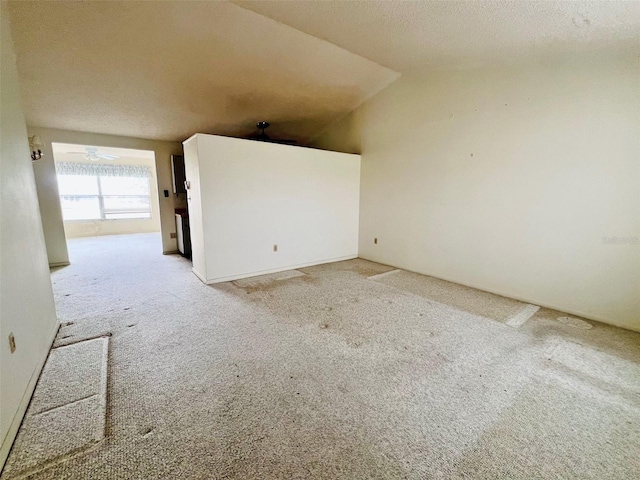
[2,233,639,479]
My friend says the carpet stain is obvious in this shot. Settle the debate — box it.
[371,270,532,324]
[299,258,396,278]
[9,235,639,480]
[557,316,593,330]
[232,270,310,293]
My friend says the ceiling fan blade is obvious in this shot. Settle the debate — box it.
[247,121,297,145]
[265,138,297,144]
[98,154,120,160]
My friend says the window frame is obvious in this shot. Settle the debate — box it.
[58,173,153,222]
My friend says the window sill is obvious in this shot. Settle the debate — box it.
[63,218,153,223]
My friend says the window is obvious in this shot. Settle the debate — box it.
[57,163,152,221]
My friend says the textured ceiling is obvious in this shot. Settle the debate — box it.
[234,0,640,72]
[8,1,639,145]
[7,1,398,143]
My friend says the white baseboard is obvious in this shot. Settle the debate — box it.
[196,254,358,284]
[48,261,70,268]
[0,321,59,471]
[191,267,208,284]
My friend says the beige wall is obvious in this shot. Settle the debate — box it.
[0,6,59,467]
[184,134,360,283]
[28,127,185,262]
[313,52,640,331]
[55,154,162,239]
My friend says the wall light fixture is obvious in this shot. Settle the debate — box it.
[29,135,44,161]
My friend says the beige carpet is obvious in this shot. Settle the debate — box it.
[2,233,639,479]
[368,269,538,324]
[3,337,108,478]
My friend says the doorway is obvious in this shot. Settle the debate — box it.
[51,143,162,260]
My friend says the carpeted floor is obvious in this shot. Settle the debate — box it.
[2,233,639,479]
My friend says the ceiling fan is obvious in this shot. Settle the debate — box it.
[68,147,120,161]
[248,121,297,145]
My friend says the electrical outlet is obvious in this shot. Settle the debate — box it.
[8,333,16,353]
[273,244,278,252]
[170,233,177,239]
[374,238,378,244]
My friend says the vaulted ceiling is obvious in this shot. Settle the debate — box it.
[6,1,398,143]
[7,1,639,144]
[235,0,640,72]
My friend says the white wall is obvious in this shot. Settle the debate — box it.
[184,134,361,283]
[27,127,185,261]
[313,53,640,332]
[0,6,59,467]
